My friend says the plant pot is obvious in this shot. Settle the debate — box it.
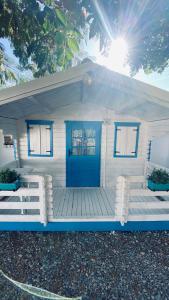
[0,179,21,191]
[148,179,169,191]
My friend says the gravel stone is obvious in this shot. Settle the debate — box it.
[0,231,169,299]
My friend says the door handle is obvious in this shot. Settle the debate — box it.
[68,149,72,156]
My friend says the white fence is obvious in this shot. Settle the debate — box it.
[1,162,169,226]
[116,163,169,225]
[0,175,53,225]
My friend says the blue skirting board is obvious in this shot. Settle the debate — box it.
[0,221,169,232]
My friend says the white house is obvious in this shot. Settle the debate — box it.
[0,62,169,231]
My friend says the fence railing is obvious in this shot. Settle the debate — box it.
[116,172,169,224]
[0,175,48,225]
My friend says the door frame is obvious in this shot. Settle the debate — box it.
[65,121,102,187]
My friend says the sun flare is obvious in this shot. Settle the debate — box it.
[97,37,129,74]
[109,38,128,66]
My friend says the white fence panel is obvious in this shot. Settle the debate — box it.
[116,170,169,224]
[0,175,48,225]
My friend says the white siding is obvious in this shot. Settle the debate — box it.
[17,103,147,187]
[148,119,169,140]
[148,119,169,168]
[0,117,18,168]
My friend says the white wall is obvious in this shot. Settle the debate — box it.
[17,103,148,187]
[148,120,169,168]
[151,135,169,168]
[0,117,18,168]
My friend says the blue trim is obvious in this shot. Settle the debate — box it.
[26,120,54,125]
[26,120,53,157]
[65,121,103,124]
[114,122,141,127]
[1,221,169,232]
[147,140,152,161]
[114,122,140,158]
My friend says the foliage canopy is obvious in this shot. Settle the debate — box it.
[0,0,169,84]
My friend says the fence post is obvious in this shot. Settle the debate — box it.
[45,175,53,220]
[115,176,129,225]
[39,176,48,226]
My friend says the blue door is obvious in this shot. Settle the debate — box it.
[66,121,102,187]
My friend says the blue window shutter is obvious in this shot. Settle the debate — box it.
[26,120,53,157]
[114,122,140,158]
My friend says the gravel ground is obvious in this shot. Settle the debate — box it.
[0,231,169,300]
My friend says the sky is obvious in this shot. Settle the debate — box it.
[1,37,169,92]
[84,37,169,92]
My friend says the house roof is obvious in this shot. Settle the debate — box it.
[0,62,169,122]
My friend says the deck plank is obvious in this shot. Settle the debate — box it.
[90,189,102,216]
[84,189,91,216]
[71,189,76,217]
[59,189,68,216]
[52,188,116,218]
[63,189,70,216]
[53,188,169,218]
[87,189,96,216]
[76,189,82,217]
[60,189,69,216]
[53,188,122,217]
[100,189,115,215]
[66,189,74,217]
[81,189,86,217]
[95,189,109,216]
[53,189,66,216]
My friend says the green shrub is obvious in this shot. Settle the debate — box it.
[148,168,169,184]
[0,169,20,183]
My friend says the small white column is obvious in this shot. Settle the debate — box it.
[45,175,53,220]
[39,176,48,226]
[115,176,129,225]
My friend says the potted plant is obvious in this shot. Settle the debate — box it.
[0,169,21,191]
[147,168,169,191]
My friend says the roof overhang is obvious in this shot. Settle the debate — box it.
[0,62,169,122]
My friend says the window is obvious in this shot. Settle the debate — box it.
[71,128,96,156]
[26,120,53,157]
[114,122,140,158]
[4,135,13,146]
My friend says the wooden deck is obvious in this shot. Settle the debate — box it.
[1,187,169,221]
[53,188,116,218]
[52,188,169,219]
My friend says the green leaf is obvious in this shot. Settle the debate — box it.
[144,67,153,75]
[67,38,79,53]
[0,270,82,300]
[65,49,74,60]
[55,8,67,26]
